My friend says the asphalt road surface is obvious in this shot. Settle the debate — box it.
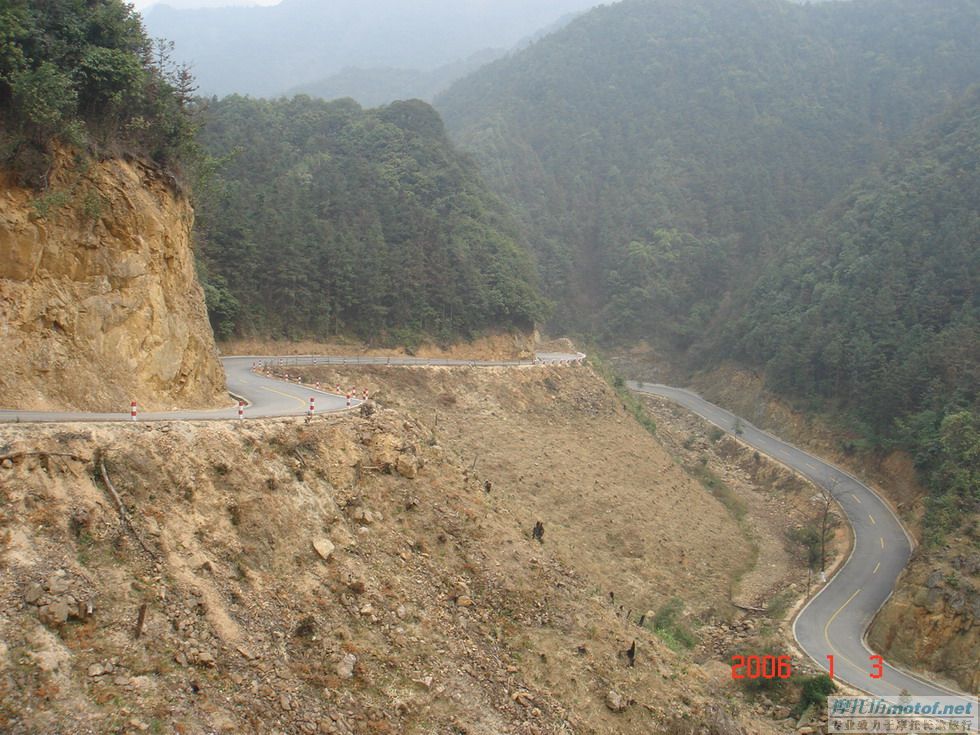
[630,381,970,699]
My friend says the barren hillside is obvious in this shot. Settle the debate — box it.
[0,365,835,733]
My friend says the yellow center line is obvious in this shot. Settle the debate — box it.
[873,562,881,574]
[824,588,864,673]
[869,514,876,525]
[852,493,862,504]
[880,537,885,550]
[261,386,307,406]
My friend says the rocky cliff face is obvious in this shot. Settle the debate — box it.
[868,549,980,694]
[0,152,226,412]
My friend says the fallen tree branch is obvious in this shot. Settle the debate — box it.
[98,456,156,558]
[731,601,768,613]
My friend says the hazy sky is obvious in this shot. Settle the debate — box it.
[132,0,280,10]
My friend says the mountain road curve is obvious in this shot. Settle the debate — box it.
[0,352,586,424]
[0,355,968,699]
[629,381,970,699]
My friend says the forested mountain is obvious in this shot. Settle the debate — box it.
[436,0,980,337]
[728,89,980,541]
[140,0,603,97]
[194,96,546,343]
[435,0,979,530]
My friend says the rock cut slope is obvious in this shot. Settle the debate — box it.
[0,152,227,413]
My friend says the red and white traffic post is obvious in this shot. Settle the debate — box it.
[346,392,352,408]
[238,401,245,420]
[309,396,315,417]
[130,401,137,421]
[362,388,368,400]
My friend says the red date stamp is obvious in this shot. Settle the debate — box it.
[732,654,887,681]
[731,654,793,679]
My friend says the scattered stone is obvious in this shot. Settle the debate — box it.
[512,691,534,707]
[39,599,71,626]
[396,454,418,479]
[330,525,356,549]
[88,663,106,677]
[211,710,238,732]
[24,583,44,604]
[456,596,474,608]
[336,653,357,679]
[47,575,70,595]
[605,690,629,713]
[346,576,366,595]
[313,538,335,561]
[774,706,793,720]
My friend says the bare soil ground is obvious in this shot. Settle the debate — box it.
[0,364,841,734]
[217,331,536,362]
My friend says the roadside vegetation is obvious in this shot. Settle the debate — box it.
[0,0,198,186]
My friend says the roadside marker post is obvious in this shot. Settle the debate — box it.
[130,401,137,421]
[335,384,341,394]
[316,381,320,391]
[363,388,368,400]
[346,393,351,408]
[309,397,315,417]
[238,401,245,420]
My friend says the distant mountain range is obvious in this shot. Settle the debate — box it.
[141,0,603,98]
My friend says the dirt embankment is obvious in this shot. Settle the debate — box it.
[610,352,926,525]
[298,364,753,620]
[0,151,227,412]
[0,364,810,735]
[218,330,537,362]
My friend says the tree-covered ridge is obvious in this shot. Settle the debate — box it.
[0,0,196,182]
[436,0,980,336]
[195,96,547,343]
[728,89,980,542]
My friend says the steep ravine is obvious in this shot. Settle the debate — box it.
[0,151,226,412]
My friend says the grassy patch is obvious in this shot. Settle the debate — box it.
[688,460,746,521]
[764,589,796,620]
[646,597,697,650]
[589,354,657,436]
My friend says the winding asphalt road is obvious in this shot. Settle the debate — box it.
[0,352,584,424]
[0,355,968,702]
[630,381,970,699]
